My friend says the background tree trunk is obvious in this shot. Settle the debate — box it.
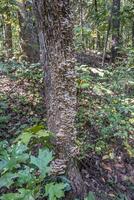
[33,0,84,199]
[18,0,39,63]
[3,18,13,58]
[94,0,101,50]
[102,9,112,67]
[111,0,121,62]
[132,21,134,47]
[80,0,84,50]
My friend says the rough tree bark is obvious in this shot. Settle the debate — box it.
[102,11,112,67]
[111,0,121,62]
[132,21,134,47]
[94,0,101,50]
[33,0,84,199]
[3,15,13,58]
[80,0,84,50]
[18,0,39,63]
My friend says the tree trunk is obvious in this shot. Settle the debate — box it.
[33,0,84,199]
[132,21,134,47]
[102,11,112,67]
[94,0,101,50]
[18,0,39,63]
[111,0,120,62]
[80,0,84,50]
[3,19,13,58]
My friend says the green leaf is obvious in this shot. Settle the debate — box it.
[27,125,45,133]
[1,193,20,200]
[17,189,35,200]
[45,182,66,200]
[17,128,52,145]
[11,143,28,155]
[17,131,33,145]
[0,143,29,172]
[85,192,96,200]
[0,159,8,171]
[30,149,53,177]
[79,82,90,89]
[0,141,8,151]
[10,143,29,164]
[0,173,18,188]
[17,166,34,185]
[116,194,128,200]
[1,189,34,200]
[36,130,51,138]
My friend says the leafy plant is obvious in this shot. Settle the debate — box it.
[84,192,96,200]
[16,125,53,150]
[77,64,134,157]
[116,194,128,200]
[30,149,53,177]
[45,182,67,200]
[0,126,68,200]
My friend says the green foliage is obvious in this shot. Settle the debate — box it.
[0,95,10,132]
[17,125,53,146]
[31,149,53,177]
[116,194,128,200]
[84,192,96,200]
[0,126,68,200]
[45,182,66,200]
[0,61,45,139]
[1,189,35,200]
[0,172,18,188]
[77,63,134,157]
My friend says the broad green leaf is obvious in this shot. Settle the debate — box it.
[30,149,53,177]
[79,82,90,89]
[10,143,29,164]
[1,189,34,200]
[117,194,128,200]
[1,193,20,200]
[0,173,18,188]
[0,141,8,150]
[0,157,19,172]
[17,131,33,145]
[17,166,34,185]
[17,189,35,200]
[0,143,29,172]
[35,130,51,138]
[27,125,44,133]
[0,159,8,171]
[45,182,66,200]
[11,143,28,155]
[17,129,51,145]
[85,192,96,200]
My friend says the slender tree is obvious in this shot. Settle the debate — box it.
[111,0,121,62]
[132,21,134,47]
[17,0,39,62]
[4,23,12,58]
[94,0,101,50]
[80,0,84,49]
[33,0,84,199]
[3,10,13,58]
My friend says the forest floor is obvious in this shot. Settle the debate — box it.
[0,58,134,200]
[0,62,45,140]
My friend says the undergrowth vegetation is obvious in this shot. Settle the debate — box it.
[76,62,134,157]
[0,61,45,139]
[0,53,134,199]
[0,125,70,200]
